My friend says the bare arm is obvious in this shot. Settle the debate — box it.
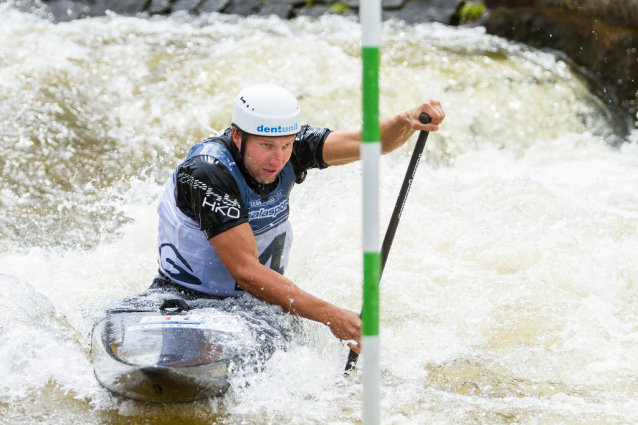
[210,223,362,353]
[322,100,445,166]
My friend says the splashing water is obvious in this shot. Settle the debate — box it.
[1,3,638,423]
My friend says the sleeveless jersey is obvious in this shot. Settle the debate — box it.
[157,127,329,297]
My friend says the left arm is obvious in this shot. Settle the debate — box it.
[322,100,445,166]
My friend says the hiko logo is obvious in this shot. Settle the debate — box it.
[256,123,299,134]
[202,193,241,219]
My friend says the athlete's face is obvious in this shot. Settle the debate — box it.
[232,127,296,184]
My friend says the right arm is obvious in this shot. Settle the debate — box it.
[321,100,445,166]
[176,144,361,350]
[209,223,362,353]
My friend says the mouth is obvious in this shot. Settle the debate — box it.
[262,168,278,177]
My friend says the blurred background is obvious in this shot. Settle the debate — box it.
[1,1,637,423]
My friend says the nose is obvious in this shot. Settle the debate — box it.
[269,149,284,168]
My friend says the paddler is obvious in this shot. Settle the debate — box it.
[154,83,444,354]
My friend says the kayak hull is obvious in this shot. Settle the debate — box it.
[90,310,249,402]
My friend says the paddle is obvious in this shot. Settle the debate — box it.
[345,112,432,373]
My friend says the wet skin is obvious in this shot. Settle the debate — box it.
[231,127,296,184]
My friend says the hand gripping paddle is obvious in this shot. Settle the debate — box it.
[345,112,432,373]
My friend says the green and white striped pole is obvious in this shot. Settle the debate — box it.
[360,0,381,424]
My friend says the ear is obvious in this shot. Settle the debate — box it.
[231,126,242,150]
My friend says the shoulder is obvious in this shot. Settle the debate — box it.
[178,155,239,195]
[177,130,242,195]
[290,125,332,183]
[295,125,331,147]
[186,128,236,162]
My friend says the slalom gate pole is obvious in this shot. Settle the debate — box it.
[360,0,381,424]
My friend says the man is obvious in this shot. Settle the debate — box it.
[156,83,444,355]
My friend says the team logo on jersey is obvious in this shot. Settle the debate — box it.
[202,193,241,219]
[248,199,289,221]
[177,172,242,218]
[248,189,284,207]
[159,243,203,286]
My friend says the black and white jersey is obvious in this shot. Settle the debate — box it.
[157,126,330,297]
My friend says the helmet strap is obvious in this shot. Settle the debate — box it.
[240,131,247,158]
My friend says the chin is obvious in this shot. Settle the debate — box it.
[259,171,280,184]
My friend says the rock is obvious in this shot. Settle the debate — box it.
[149,0,171,14]
[294,4,333,18]
[172,0,202,13]
[270,0,307,6]
[224,0,263,16]
[294,3,356,18]
[382,0,409,10]
[594,34,638,112]
[259,3,294,19]
[554,0,638,29]
[480,0,638,135]
[89,0,110,16]
[485,0,534,7]
[198,0,230,13]
[384,0,463,24]
[45,0,91,22]
[90,0,150,16]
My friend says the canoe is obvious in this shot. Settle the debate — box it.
[91,298,286,402]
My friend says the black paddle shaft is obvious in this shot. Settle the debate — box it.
[345,112,431,373]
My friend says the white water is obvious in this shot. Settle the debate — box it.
[1,3,638,423]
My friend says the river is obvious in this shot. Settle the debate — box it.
[1,3,638,424]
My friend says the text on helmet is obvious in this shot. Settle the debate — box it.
[256,123,299,134]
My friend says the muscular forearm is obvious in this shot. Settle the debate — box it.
[236,264,361,352]
[322,100,444,166]
[235,261,341,326]
[320,114,413,166]
[379,101,444,152]
[379,110,415,154]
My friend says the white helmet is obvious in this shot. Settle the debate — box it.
[232,83,301,137]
